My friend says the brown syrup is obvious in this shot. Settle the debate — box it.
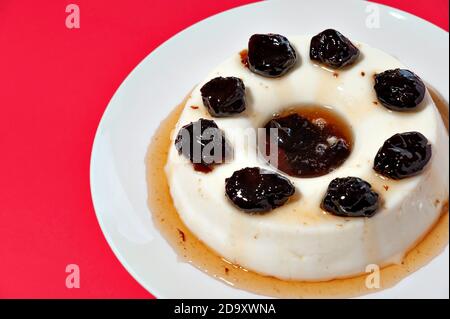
[263,106,353,178]
[275,106,354,146]
[193,163,212,173]
[239,49,249,68]
[145,91,449,298]
[428,87,449,131]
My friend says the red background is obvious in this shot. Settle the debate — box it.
[0,0,448,298]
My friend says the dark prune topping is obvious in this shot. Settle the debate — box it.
[374,69,426,111]
[310,29,360,68]
[225,167,295,213]
[373,131,432,179]
[247,34,297,78]
[264,113,351,177]
[200,77,246,117]
[174,119,230,169]
[321,177,379,217]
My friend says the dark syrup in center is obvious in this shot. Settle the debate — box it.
[262,106,353,178]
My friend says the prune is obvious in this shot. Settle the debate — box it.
[225,167,295,213]
[247,34,297,78]
[264,113,351,177]
[200,77,246,117]
[310,29,360,68]
[374,69,426,111]
[373,131,432,179]
[174,119,230,170]
[321,177,379,217]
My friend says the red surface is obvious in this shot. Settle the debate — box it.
[0,0,448,298]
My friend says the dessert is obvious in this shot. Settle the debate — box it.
[149,30,449,293]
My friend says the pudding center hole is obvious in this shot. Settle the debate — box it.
[261,105,354,178]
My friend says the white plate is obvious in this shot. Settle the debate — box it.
[90,0,449,298]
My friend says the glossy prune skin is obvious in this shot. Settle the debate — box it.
[373,132,432,179]
[321,177,379,217]
[174,119,230,168]
[264,114,351,177]
[247,34,297,78]
[225,167,295,213]
[374,69,426,111]
[310,29,360,68]
[200,77,246,117]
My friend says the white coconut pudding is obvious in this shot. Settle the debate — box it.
[164,30,449,281]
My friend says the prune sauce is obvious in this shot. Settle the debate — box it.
[262,106,353,178]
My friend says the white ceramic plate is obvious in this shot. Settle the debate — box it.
[90,0,449,298]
